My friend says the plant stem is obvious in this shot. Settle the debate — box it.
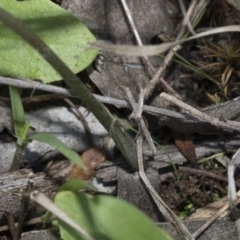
[10,142,27,171]
[0,8,138,170]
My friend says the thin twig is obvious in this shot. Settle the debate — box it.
[125,82,193,238]
[120,0,181,99]
[228,148,240,238]
[161,92,240,132]
[17,173,34,235]
[144,0,208,100]
[178,0,196,36]
[192,200,229,238]
[120,0,155,72]
[0,76,186,119]
[30,191,95,240]
[179,166,240,188]
[125,87,156,154]
[3,76,240,135]
[63,98,93,147]
[120,0,142,46]
[229,148,240,205]
[136,88,145,119]
[192,190,240,238]
[123,64,193,236]
[136,135,194,239]
[0,216,47,232]
[3,75,240,134]
[0,209,18,240]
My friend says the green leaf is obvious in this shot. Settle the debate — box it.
[58,179,97,193]
[43,179,96,224]
[54,191,173,240]
[28,133,84,168]
[9,86,30,140]
[0,0,97,83]
[42,211,53,225]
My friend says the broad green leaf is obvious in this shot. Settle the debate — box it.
[0,0,97,83]
[54,191,173,240]
[43,179,96,224]
[28,132,84,168]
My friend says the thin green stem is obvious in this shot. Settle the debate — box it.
[0,8,138,170]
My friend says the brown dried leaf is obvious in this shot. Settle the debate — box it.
[171,130,198,167]
[67,148,106,180]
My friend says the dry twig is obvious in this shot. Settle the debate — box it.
[125,87,156,154]
[120,0,181,99]
[30,191,95,240]
[126,85,193,239]
[136,135,193,239]
[63,98,93,147]
[179,166,240,188]
[192,190,240,238]
[161,92,240,132]
[0,76,184,119]
[144,0,209,99]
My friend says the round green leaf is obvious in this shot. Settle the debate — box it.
[54,191,173,240]
[0,0,97,83]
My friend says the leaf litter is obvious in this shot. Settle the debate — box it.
[2,0,240,239]
[62,0,240,229]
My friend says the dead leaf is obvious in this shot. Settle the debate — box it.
[171,130,198,167]
[67,148,106,180]
[89,26,240,56]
